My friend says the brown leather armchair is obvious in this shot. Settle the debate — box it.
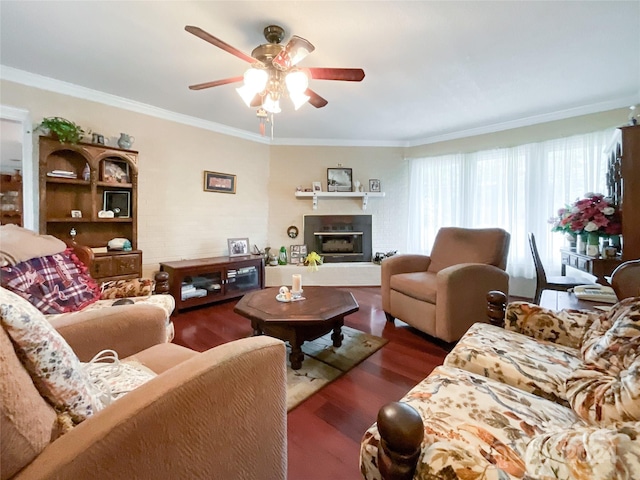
[382,227,510,342]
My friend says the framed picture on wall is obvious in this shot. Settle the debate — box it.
[327,168,352,192]
[369,179,381,192]
[204,171,236,194]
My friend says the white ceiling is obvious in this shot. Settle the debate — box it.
[1,1,638,146]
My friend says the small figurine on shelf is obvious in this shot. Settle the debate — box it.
[82,163,90,181]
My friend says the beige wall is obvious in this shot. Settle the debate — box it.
[1,79,630,282]
[268,145,407,256]
[1,80,270,276]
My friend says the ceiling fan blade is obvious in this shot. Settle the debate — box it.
[185,25,257,64]
[305,89,328,108]
[272,35,315,70]
[307,68,365,82]
[189,76,244,90]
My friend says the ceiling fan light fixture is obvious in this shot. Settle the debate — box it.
[243,67,268,92]
[285,70,309,94]
[236,84,258,107]
[290,92,310,110]
[272,35,315,70]
[263,96,281,114]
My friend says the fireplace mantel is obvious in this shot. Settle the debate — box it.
[295,191,385,210]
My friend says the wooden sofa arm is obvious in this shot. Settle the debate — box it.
[17,336,288,480]
[376,402,424,480]
[487,290,507,327]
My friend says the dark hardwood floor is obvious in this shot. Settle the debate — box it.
[172,287,452,480]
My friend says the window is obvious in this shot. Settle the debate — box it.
[407,129,614,293]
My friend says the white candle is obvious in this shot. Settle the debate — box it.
[292,274,302,292]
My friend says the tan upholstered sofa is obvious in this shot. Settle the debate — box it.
[361,293,640,480]
[0,225,175,341]
[382,227,510,342]
[1,286,288,479]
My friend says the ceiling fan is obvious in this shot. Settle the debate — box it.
[185,24,365,113]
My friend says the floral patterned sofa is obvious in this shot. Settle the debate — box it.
[360,295,640,480]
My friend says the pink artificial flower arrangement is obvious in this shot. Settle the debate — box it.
[549,193,622,236]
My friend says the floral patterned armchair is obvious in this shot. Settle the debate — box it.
[360,294,640,480]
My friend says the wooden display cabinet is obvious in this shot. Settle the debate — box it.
[38,136,141,282]
[0,174,23,226]
[160,255,265,312]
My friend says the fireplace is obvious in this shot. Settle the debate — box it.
[303,215,372,263]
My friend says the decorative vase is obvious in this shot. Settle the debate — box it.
[117,133,135,149]
[586,233,600,257]
[565,233,577,249]
[278,246,287,265]
[577,233,587,254]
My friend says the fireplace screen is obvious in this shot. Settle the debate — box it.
[303,215,372,263]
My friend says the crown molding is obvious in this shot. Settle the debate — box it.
[0,65,271,145]
[405,95,640,147]
[2,65,637,149]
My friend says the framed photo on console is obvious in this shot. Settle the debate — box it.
[228,237,250,257]
[290,245,308,265]
[327,168,352,192]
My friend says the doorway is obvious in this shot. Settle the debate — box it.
[0,106,35,230]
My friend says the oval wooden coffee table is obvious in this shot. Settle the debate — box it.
[234,286,359,370]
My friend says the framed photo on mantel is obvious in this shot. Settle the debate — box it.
[327,167,352,192]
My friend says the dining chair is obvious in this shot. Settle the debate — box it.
[610,259,640,300]
[528,232,593,304]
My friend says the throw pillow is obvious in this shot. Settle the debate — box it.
[100,278,154,299]
[566,357,640,425]
[505,301,599,349]
[0,287,102,424]
[581,297,640,370]
[0,248,100,314]
[525,422,640,479]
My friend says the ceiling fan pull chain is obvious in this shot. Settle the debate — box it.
[270,113,274,140]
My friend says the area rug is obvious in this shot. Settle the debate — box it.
[286,326,388,411]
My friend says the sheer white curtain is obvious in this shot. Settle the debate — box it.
[407,129,614,296]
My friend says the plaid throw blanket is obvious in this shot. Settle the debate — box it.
[1,248,100,314]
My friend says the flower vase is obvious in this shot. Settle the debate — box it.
[577,234,587,254]
[610,234,622,252]
[565,233,577,249]
[586,233,600,257]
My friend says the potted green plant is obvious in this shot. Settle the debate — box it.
[35,117,87,144]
